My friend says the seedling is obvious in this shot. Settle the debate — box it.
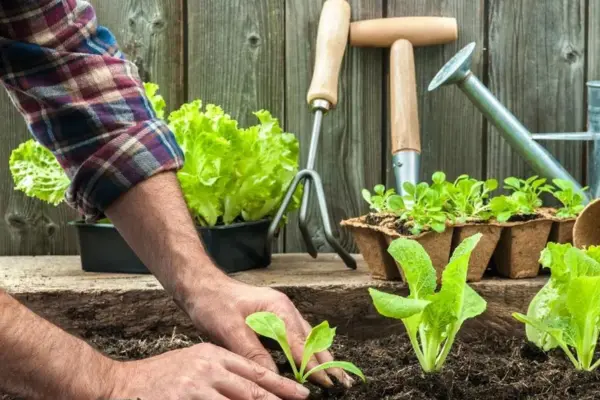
[447,175,498,223]
[245,312,365,384]
[503,176,554,213]
[369,233,486,372]
[514,243,600,371]
[362,184,403,213]
[551,179,588,219]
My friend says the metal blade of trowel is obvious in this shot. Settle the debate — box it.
[390,39,421,198]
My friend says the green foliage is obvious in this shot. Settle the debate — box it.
[245,312,365,384]
[361,184,404,213]
[551,179,588,219]
[143,82,166,119]
[168,100,301,226]
[514,243,600,371]
[9,139,70,206]
[489,176,553,222]
[446,175,498,223]
[397,172,453,235]
[369,233,486,373]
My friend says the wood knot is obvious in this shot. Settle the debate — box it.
[247,34,261,47]
[561,43,581,64]
[46,222,58,238]
[5,213,27,231]
[151,18,166,31]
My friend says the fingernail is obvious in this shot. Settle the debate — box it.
[296,384,311,398]
[323,374,334,388]
[342,372,355,388]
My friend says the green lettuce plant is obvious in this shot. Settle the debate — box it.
[9,139,70,206]
[168,100,301,226]
[369,233,486,372]
[9,82,301,228]
[446,175,498,223]
[393,172,453,235]
[361,184,403,213]
[551,179,588,219]
[245,312,365,384]
[489,176,553,222]
[514,243,600,371]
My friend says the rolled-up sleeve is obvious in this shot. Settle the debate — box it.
[0,0,184,220]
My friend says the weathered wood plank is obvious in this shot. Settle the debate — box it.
[385,0,485,188]
[285,0,384,254]
[486,0,586,187]
[187,0,285,251]
[0,86,79,256]
[92,0,185,113]
[187,0,284,128]
[1,254,545,340]
[590,2,600,84]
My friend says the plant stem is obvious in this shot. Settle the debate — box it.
[407,326,429,372]
[435,326,458,371]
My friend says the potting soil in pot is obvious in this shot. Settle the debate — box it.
[3,331,599,400]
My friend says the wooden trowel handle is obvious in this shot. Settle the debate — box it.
[350,17,458,48]
[306,0,351,107]
[390,39,421,154]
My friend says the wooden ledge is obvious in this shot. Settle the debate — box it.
[0,255,547,340]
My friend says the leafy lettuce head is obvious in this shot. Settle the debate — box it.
[167,100,301,227]
[9,139,70,206]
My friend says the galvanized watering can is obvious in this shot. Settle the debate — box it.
[428,42,600,246]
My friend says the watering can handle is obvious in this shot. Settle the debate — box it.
[306,0,351,108]
[390,39,421,154]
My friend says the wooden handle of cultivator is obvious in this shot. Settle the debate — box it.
[306,0,351,107]
[390,39,421,154]
[350,17,458,48]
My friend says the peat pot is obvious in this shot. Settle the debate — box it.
[70,219,273,274]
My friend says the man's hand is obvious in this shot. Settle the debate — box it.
[105,173,354,392]
[182,277,355,389]
[109,343,310,400]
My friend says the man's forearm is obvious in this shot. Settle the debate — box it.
[0,290,117,399]
[104,171,226,316]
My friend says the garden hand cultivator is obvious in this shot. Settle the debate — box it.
[267,0,356,269]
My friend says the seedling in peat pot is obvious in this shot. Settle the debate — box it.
[446,175,498,223]
[514,243,600,371]
[398,175,452,235]
[369,233,487,373]
[551,179,588,219]
[362,184,404,213]
[245,312,366,384]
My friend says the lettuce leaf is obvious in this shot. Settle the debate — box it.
[9,139,70,206]
[369,233,485,372]
[167,100,301,226]
[518,244,600,370]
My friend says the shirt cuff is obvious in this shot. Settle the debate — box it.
[65,118,184,221]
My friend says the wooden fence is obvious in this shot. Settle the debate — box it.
[0,0,598,256]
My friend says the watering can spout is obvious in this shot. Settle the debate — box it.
[428,42,589,202]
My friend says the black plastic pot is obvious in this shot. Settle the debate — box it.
[70,219,273,274]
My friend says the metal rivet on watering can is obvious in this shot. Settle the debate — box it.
[428,42,593,203]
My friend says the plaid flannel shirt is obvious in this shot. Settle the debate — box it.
[0,0,184,221]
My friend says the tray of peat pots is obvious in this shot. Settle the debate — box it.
[487,176,556,279]
[8,82,302,275]
[538,178,589,245]
[341,173,455,283]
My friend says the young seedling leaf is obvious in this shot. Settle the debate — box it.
[245,312,298,377]
[304,361,366,383]
[387,238,436,299]
[369,288,430,320]
[300,321,335,376]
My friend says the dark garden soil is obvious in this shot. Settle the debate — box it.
[5,330,600,400]
[364,213,413,236]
